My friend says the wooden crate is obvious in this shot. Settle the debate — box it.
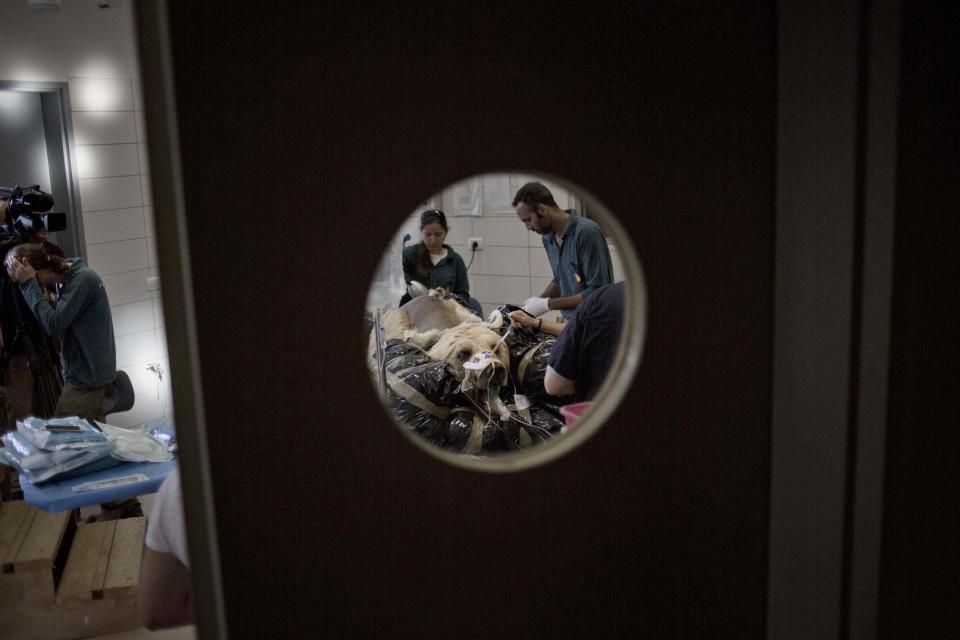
[58,517,145,604]
[1,499,71,576]
[0,500,146,640]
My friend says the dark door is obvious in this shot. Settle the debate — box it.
[148,4,776,638]
[878,2,960,638]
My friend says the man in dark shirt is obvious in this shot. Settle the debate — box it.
[544,282,624,402]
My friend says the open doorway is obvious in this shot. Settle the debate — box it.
[0,82,85,259]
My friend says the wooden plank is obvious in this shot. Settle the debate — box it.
[2,505,36,572]
[13,508,70,572]
[56,521,111,604]
[0,564,56,609]
[0,500,30,571]
[102,516,145,598]
[3,569,139,640]
[91,520,117,599]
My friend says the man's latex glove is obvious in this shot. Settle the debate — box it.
[521,296,550,317]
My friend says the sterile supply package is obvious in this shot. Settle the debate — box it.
[1,430,99,470]
[145,422,177,452]
[0,432,117,485]
[93,422,174,463]
[2,416,173,485]
[16,416,109,450]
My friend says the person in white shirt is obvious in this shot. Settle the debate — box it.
[139,468,194,629]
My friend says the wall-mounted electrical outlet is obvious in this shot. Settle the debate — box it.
[146,276,160,290]
[467,237,484,251]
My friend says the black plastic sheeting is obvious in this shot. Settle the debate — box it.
[493,304,572,412]
[376,335,566,456]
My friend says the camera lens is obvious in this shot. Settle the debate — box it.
[17,191,54,214]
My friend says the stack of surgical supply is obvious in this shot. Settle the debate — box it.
[0,417,174,485]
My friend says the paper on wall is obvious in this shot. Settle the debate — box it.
[482,174,513,212]
[450,178,481,216]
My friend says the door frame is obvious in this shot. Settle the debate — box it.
[0,80,87,260]
[768,0,900,637]
[133,3,229,638]
[134,0,902,637]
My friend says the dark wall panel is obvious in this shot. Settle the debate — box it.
[879,1,960,638]
[163,3,776,637]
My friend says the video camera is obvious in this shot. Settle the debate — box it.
[1,185,67,247]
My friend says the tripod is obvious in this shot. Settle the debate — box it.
[0,274,64,428]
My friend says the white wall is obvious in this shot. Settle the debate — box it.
[0,1,171,427]
[0,1,140,81]
[400,173,627,321]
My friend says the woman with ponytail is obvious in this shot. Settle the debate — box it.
[399,209,476,312]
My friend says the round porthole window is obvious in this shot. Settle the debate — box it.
[363,173,646,471]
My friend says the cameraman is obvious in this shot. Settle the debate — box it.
[6,244,144,520]
[4,244,143,520]
[4,244,115,422]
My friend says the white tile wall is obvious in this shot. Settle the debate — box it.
[157,357,171,387]
[109,392,163,429]
[143,206,155,236]
[111,299,155,337]
[86,237,150,275]
[61,71,166,426]
[471,275,532,306]
[529,249,553,278]
[115,329,159,369]
[149,268,161,300]
[125,362,163,396]
[530,277,555,299]
[162,385,175,419]
[156,326,167,359]
[470,246,529,277]
[510,174,539,191]
[146,235,158,269]
[152,298,164,328]
[83,208,147,244]
[79,175,142,212]
[443,220,470,246]
[101,268,151,306]
[140,174,152,206]
[134,109,147,143]
[76,143,140,179]
[69,77,134,112]
[132,79,144,112]
[540,179,570,209]
[137,143,150,175]
[470,216,529,247]
[71,111,137,145]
